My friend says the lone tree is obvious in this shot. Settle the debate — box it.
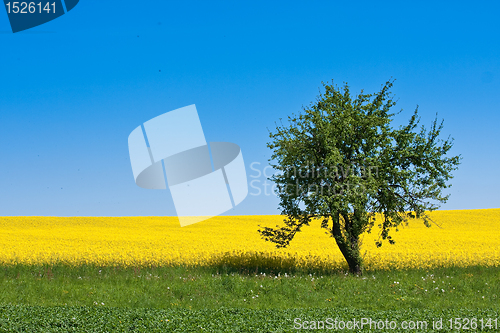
[258,80,461,274]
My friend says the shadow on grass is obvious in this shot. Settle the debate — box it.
[202,251,349,276]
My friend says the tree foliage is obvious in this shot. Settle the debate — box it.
[258,80,461,274]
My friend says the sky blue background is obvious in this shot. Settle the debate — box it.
[1,1,499,216]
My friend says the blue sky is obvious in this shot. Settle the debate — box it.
[1,1,499,216]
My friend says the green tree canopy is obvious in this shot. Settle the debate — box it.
[258,80,461,274]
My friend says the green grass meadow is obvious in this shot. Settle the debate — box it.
[0,265,498,331]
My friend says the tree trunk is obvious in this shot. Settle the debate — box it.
[344,245,363,275]
[331,212,363,275]
[334,234,363,274]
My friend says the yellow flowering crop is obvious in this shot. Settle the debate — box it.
[0,209,498,270]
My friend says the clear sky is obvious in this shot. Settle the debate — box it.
[1,1,499,216]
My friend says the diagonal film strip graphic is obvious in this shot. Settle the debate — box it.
[128,105,248,227]
[3,0,79,33]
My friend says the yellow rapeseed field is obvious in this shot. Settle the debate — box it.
[0,209,498,270]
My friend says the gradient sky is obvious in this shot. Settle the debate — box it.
[1,1,499,216]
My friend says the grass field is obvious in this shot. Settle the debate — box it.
[0,305,498,332]
[0,265,499,332]
[0,265,499,310]
[0,209,499,331]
